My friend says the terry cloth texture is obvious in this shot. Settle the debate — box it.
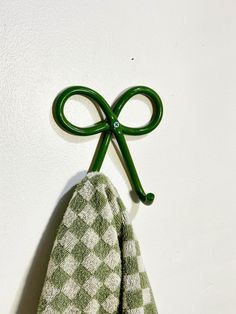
[37,172,158,314]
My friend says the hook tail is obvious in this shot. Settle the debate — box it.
[115,131,155,206]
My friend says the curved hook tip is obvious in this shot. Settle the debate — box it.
[142,192,155,205]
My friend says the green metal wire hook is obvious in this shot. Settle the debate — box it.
[52,85,163,205]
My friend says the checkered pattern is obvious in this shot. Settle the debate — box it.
[37,172,158,313]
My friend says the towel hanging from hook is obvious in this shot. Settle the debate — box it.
[52,85,163,205]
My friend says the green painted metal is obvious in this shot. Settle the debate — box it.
[53,86,163,205]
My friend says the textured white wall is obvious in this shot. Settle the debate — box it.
[1,1,236,313]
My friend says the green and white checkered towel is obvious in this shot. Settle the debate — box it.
[37,172,158,313]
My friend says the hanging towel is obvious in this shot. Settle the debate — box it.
[37,172,158,314]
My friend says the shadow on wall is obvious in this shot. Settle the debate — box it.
[16,171,87,314]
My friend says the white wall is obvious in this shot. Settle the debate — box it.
[1,1,236,313]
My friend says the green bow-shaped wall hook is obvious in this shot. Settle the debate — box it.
[53,86,163,205]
